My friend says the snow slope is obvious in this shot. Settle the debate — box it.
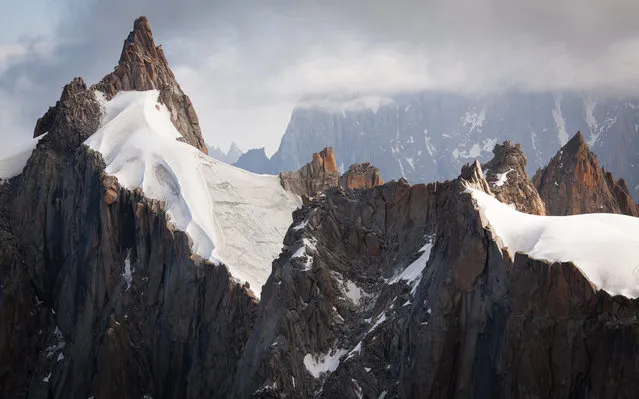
[85,90,301,297]
[468,188,639,298]
[0,135,45,179]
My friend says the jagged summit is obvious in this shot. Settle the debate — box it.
[533,131,639,216]
[280,147,339,197]
[482,140,546,215]
[92,16,176,97]
[91,16,208,153]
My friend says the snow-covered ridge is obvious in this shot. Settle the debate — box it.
[0,135,46,180]
[468,188,639,298]
[85,90,301,297]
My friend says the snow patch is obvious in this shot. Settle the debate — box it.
[461,108,486,133]
[0,134,46,179]
[344,280,363,305]
[493,169,514,187]
[123,250,132,292]
[304,349,348,378]
[44,326,65,358]
[291,238,317,271]
[85,90,301,297]
[583,94,599,146]
[552,94,569,145]
[452,144,482,160]
[482,138,497,152]
[468,188,639,298]
[389,237,435,295]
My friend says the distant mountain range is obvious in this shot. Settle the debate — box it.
[234,92,639,198]
[207,142,244,164]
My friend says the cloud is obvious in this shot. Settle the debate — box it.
[2,0,639,154]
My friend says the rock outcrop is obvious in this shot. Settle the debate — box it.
[533,131,639,216]
[92,16,208,154]
[482,141,546,215]
[280,147,339,197]
[339,162,384,190]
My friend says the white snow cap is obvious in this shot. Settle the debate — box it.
[0,135,45,180]
[468,188,639,298]
[85,90,301,297]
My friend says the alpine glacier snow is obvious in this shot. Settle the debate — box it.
[468,188,639,298]
[85,90,301,297]
[0,135,45,180]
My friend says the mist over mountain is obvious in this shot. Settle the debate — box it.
[236,91,639,199]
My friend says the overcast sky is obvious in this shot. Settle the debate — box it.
[2,0,639,155]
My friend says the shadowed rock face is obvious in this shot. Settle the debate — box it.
[91,16,208,154]
[482,140,547,215]
[534,131,639,216]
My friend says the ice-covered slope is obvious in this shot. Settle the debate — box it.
[468,188,639,298]
[85,90,301,296]
[0,135,45,180]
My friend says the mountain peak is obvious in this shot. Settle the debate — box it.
[228,142,243,157]
[93,16,174,98]
[563,130,588,154]
[90,16,208,154]
[482,141,546,215]
[534,131,639,216]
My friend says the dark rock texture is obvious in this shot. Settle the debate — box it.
[92,16,208,154]
[482,140,547,215]
[534,131,639,216]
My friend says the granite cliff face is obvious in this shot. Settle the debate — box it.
[2,16,639,399]
[534,131,639,216]
[233,160,639,398]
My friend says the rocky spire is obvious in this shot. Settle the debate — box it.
[482,140,546,215]
[91,16,208,154]
[339,162,384,190]
[280,147,339,197]
[533,131,639,216]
